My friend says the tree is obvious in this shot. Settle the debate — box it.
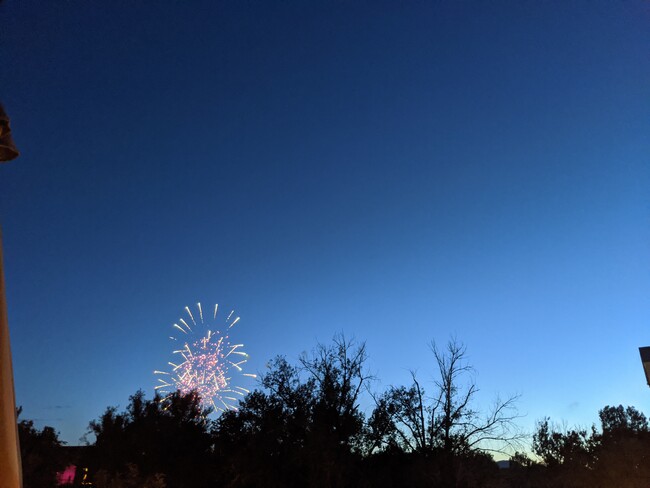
[598,405,648,435]
[299,335,371,488]
[213,335,371,488]
[214,356,315,488]
[531,405,650,488]
[373,339,522,455]
[17,408,66,488]
[85,390,214,488]
[431,339,522,455]
[532,418,588,468]
[366,374,430,453]
[591,405,650,488]
[299,335,371,452]
[369,339,522,488]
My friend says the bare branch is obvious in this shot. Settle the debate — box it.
[385,338,523,456]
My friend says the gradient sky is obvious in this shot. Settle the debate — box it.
[1,1,649,446]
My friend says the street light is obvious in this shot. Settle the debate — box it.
[640,347,650,388]
[0,102,22,488]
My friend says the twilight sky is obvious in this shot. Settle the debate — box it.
[1,1,649,445]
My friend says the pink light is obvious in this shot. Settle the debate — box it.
[56,465,77,485]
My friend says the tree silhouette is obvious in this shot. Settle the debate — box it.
[213,335,370,488]
[85,390,213,488]
[592,405,650,488]
[528,405,650,488]
[300,336,370,487]
[214,356,314,487]
[71,335,650,488]
[372,340,522,451]
[17,408,66,488]
[369,339,522,488]
[532,417,593,487]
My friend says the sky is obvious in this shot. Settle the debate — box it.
[0,0,649,446]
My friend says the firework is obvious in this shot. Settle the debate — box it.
[155,303,256,412]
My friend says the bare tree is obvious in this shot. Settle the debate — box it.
[371,338,523,456]
[431,339,523,455]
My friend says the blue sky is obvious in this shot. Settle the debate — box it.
[1,1,649,445]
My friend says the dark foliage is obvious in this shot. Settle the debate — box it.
[18,336,650,488]
[519,404,650,488]
[17,408,67,488]
[212,336,518,488]
[213,336,369,488]
[84,390,214,488]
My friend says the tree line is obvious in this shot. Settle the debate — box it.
[18,336,650,488]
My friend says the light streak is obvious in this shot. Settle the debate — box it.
[172,323,187,334]
[185,306,196,326]
[180,319,193,333]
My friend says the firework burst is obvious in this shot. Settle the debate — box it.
[155,303,256,412]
